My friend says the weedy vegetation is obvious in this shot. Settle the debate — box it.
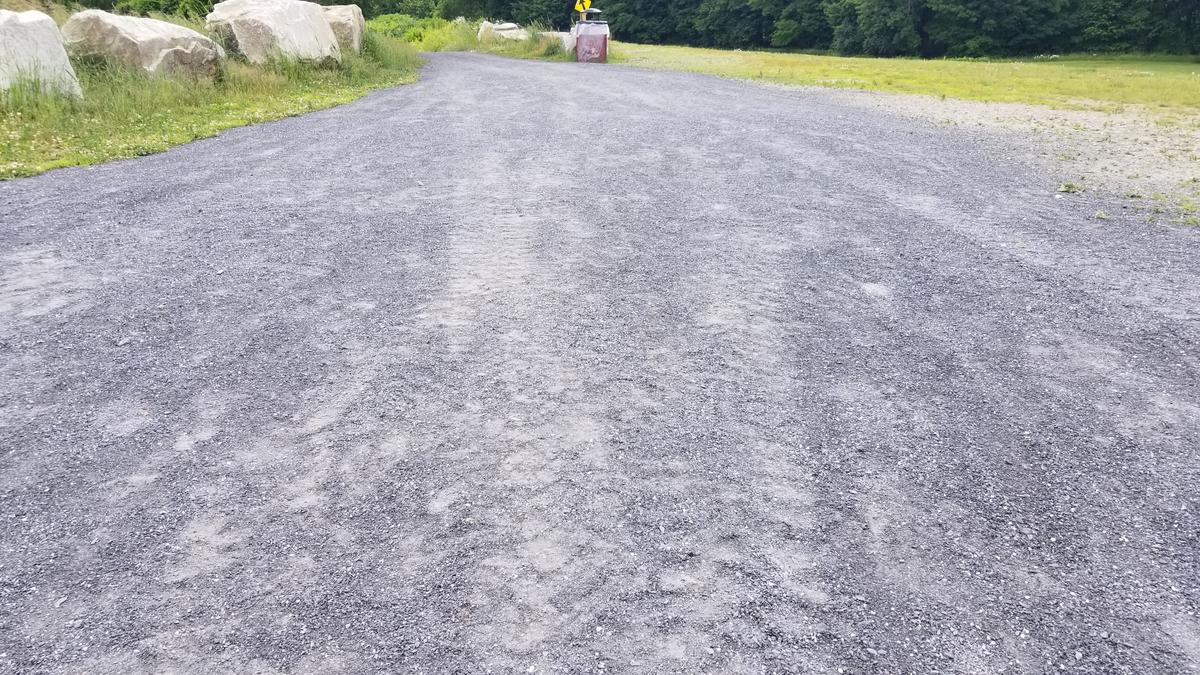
[608,44,1200,114]
[367,14,569,60]
[1,1,421,178]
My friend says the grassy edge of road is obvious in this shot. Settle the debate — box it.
[609,42,1200,115]
[1,6,573,180]
[368,14,571,61]
[1,0,422,180]
[389,20,1199,220]
[5,2,1198,212]
[607,41,1200,223]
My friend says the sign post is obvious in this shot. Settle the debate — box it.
[571,0,608,63]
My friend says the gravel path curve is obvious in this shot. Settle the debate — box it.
[2,52,1198,673]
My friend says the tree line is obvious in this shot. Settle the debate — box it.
[382,0,1200,56]
[94,0,1200,56]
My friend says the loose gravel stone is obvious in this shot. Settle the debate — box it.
[0,53,1197,673]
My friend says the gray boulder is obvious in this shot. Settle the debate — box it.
[478,20,529,41]
[62,10,224,77]
[321,5,364,54]
[206,0,340,65]
[542,30,573,52]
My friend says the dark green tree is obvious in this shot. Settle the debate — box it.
[924,0,1075,55]
[512,0,574,28]
[855,0,924,55]
[749,0,832,48]
[342,0,436,18]
[1077,0,1151,51]
[692,0,773,47]
[1148,0,1200,53]
[437,0,514,19]
[605,0,693,44]
[775,0,834,48]
[823,0,864,53]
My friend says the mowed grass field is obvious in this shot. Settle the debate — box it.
[611,43,1200,113]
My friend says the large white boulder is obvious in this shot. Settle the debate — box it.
[205,0,340,65]
[478,20,529,41]
[321,5,363,54]
[62,10,224,78]
[0,10,82,98]
[543,30,573,52]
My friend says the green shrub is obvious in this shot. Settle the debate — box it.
[113,0,211,19]
[370,13,571,58]
[359,0,435,19]
[413,16,477,50]
[368,13,437,40]
[367,13,477,50]
[478,20,569,59]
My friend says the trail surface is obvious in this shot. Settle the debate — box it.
[2,52,1198,673]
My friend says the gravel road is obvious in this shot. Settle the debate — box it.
[2,52,1198,673]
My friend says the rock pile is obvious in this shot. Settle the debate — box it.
[1,1,366,99]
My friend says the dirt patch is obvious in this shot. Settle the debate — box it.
[821,88,1200,219]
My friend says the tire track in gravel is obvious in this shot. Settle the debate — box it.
[0,52,1197,673]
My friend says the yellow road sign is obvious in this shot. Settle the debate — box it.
[574,0,591,11]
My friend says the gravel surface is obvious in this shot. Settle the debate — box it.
[1,52,1198,673]
[809,87,1200,212]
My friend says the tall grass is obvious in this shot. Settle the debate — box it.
[410,17,478,52]
[0,0,73,22]
[478,21,568,60]
[610,42,1200,113]
[367,14,570,60]
[1,28,422,178]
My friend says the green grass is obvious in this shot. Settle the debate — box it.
[368,14,570,60]
[482,25,570,61]
[367,14,475,50]
[610,43,1200,113]
[2,5,421,179]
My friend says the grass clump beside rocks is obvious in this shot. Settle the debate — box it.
[367,14,568,60]
[371,14,477,51]
[1,4,421,179]
[480,23,568,60]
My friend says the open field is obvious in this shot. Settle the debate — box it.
[0,1,421,179]
[611,42,1200,216]
[611,43,1200,113]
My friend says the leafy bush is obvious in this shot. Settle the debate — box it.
[113,0,211,18]
[368,13,570,58]
[367,14,476,50]
[478,20,569,58]
[414,17,478,50]
[603,0,1199,56]
[358,0,436,18]
[368,13,443,40]
[92,0,1198,55]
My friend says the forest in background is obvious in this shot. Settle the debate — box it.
[98,0,1200,56]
